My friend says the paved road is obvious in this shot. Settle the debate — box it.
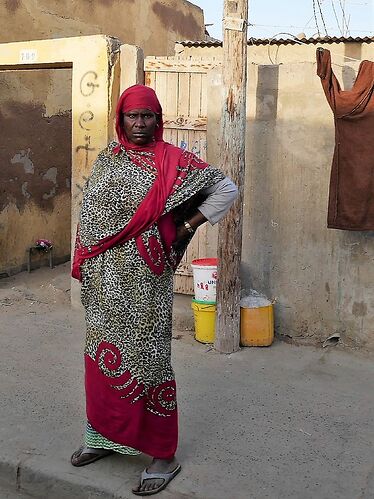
[0,485,33,498]
[0,265,373,499]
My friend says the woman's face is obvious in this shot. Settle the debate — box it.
[122,108,158,145]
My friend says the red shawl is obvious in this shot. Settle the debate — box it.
[72,84,208,281]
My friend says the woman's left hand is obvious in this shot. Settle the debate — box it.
[174,224,190,244]
[172,211,208,247]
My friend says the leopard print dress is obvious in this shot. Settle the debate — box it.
[79,141,225,457]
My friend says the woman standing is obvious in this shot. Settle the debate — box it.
[71,85,237,496]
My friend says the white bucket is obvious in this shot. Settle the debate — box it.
[191,258,218,303]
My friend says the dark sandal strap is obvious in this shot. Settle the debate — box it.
[140,465,181,484]
[79,446,113,456]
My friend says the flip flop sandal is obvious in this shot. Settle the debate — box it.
[71,445,114,467]
[132,464,182,496]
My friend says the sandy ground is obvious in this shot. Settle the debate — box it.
[0,263,373,499]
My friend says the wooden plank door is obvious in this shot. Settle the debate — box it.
[145,57,216,294]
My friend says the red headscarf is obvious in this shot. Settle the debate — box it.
[114,84,164,153]
[72,84,210,281]
[73,85,180,280]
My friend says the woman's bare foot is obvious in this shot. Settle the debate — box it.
[132,457,180,494]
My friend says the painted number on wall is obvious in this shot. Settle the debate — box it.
[19,50,38,63]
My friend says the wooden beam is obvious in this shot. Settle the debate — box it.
[215,0,248,353]
[0,62,73,70]
[144,57,221,73]
[163,116,207,130]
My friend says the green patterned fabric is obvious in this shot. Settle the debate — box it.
[85,422,141,455]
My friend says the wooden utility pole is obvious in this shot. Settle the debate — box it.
[215,0,248,353]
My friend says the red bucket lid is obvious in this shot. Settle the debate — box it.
[191,258,218,267]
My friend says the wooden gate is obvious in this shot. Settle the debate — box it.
[144,56,219,293]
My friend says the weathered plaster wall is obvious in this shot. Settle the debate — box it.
[1,0,205,56]
[207,58,374,350]
[0,69,72,275]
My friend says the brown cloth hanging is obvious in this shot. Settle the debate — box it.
[316,48,374,230]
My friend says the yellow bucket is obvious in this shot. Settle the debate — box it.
[191,299,216,344]
[240,304,274,347]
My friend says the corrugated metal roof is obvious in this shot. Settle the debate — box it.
[177,36,374,48]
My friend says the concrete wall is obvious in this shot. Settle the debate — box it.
[1,0,205,56]
[207,54,374,350]
[0,69,72,275]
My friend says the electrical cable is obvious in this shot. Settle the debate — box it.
[331,0,344,36]
[317,0,329,35]
[338,0,351,35]
[303,14,317,32]
[313,0,321,36]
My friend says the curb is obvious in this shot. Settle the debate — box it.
[0,457,195,499]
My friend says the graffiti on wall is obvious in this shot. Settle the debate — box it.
[74,71,99,204]
[179,139,207,159]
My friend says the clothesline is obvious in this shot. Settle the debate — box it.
[316,46,361,62]
[265,32,364,64]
